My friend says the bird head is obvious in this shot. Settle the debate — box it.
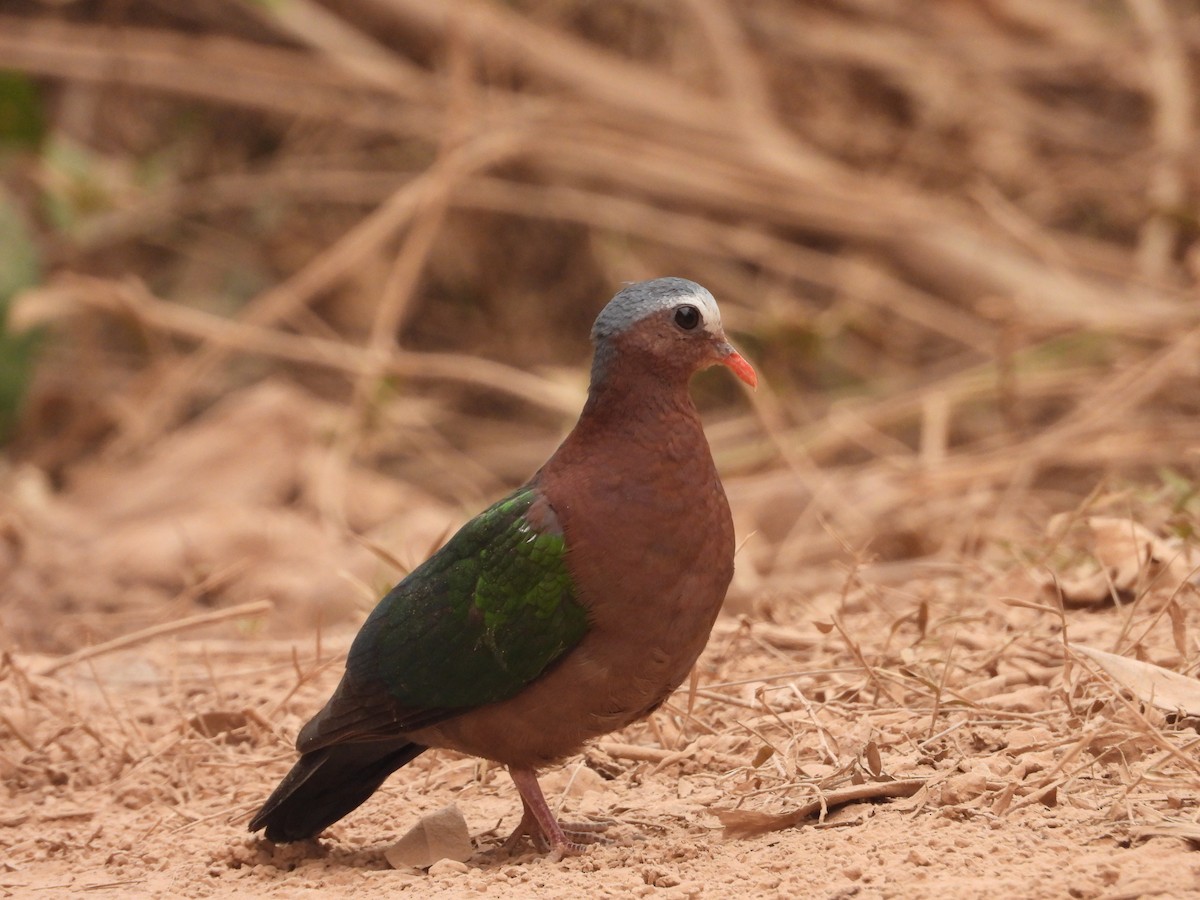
[590,278,757,390]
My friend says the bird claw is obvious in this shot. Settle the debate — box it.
[502,809,612,858]
[561,819,611,843]
[553,817,612,857]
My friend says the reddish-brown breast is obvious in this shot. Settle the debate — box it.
[414,314,737,768]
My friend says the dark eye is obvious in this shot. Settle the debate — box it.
[674,304,701,330]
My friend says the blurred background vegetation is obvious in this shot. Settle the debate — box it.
[1,0,1199,648]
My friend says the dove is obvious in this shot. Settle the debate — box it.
[249,277,756,858]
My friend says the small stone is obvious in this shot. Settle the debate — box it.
[540,765,609,799]
[428,858,470,877]
[940,771,989,805]
[906,849,932,867]
[383,805,473,870]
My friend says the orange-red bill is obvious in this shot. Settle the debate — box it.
[720,346,758,389]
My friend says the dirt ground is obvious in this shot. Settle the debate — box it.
[4,1,1200,896]
[3,385,1199,900]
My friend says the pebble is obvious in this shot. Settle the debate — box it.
[428,858,470,877]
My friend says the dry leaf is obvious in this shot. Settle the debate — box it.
[382,805,473,870]
[715,778,925,839]
[1056,570,1116,607]
[1070,644,1200,716]
[1130,823,1200,844]
[863,742,883,779]
[915,600,928,641]
[1057,518,1200,606]
[990,783,1017,816]
[1088,517,1158,589]
[751,745,775,768]
[1090,517,1200,591]
[1167,600,1189,659]
[187,710,250,739]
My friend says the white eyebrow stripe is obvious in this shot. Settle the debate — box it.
[681,288,723,334]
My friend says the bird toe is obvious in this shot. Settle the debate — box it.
[559,818,611,845]
[501,810,612,858]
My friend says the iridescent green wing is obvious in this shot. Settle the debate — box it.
[298,485,587,750]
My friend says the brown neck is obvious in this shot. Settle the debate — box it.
[546,361,704,479]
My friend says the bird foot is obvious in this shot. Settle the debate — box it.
[505,765,619,859]
[502,807,611,858]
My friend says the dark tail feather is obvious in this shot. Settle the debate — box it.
[248,740,426,842]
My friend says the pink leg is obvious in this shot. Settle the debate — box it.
[505,767,609,860]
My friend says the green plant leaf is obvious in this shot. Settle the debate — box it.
[0,71,45,149]
[0,186,43,442]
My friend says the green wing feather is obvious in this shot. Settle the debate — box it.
[298,485,587,751]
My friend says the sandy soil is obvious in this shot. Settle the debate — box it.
[4,584,1199,899]
[3,387,1199,899]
